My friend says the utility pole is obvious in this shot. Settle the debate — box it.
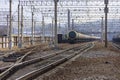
[9,0,12,49]
[101,17,104,43]
[59,19,60,34]
[31,12,34,45]
[68,9,71,31]
[42,16,45,43]
[104,0,109,48]
[7,15,9,37]
[18,4,20,48]
[21,6,23,48]
[65,24,68,33]
[34,21,36,40]
[72,19,74,30]
[52,18,54,43]
[54,0,59,48]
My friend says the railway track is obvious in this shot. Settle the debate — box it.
[0,46,39,73]
[2,45,42,63]
[0,51,16,61]
[0,43,77,73]
[112,42,120,50]
[1,43,49,63]
[0,42,94,80]
[0,44,50,72]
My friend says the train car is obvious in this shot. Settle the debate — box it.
[58,34,68,43]
[68,30,100,43]
[112,34,120,43]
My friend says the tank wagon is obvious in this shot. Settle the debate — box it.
[68,30,100,43]
[58,30,100,44]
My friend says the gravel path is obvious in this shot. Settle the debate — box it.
[36,42,120,80]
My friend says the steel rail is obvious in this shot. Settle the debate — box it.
[15,43,94,80]
[0,44,50,79]
[112,42,120,50]
[0,43,87,80]
[0,45,79,73]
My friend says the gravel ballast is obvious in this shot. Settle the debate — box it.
[37,42,120,80]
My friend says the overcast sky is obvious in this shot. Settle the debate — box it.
[1,0,120,24]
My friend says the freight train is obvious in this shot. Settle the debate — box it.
[58,30,100,43]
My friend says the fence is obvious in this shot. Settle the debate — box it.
[0,35,52,48]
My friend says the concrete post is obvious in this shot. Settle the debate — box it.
[42,16,45,43]
[18,4,21,48]
[7,15,9,37]
[72,19,74,30]
[34,21,36,42]
[68,9,71,31]
[59,19,60,34]
[9,0,12,49]
[20,6,23,48]
[54,0,59,48]
[104,0,109,48]
[52,18,54,43]
[101,17,104,43]
[31,12,34,45]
